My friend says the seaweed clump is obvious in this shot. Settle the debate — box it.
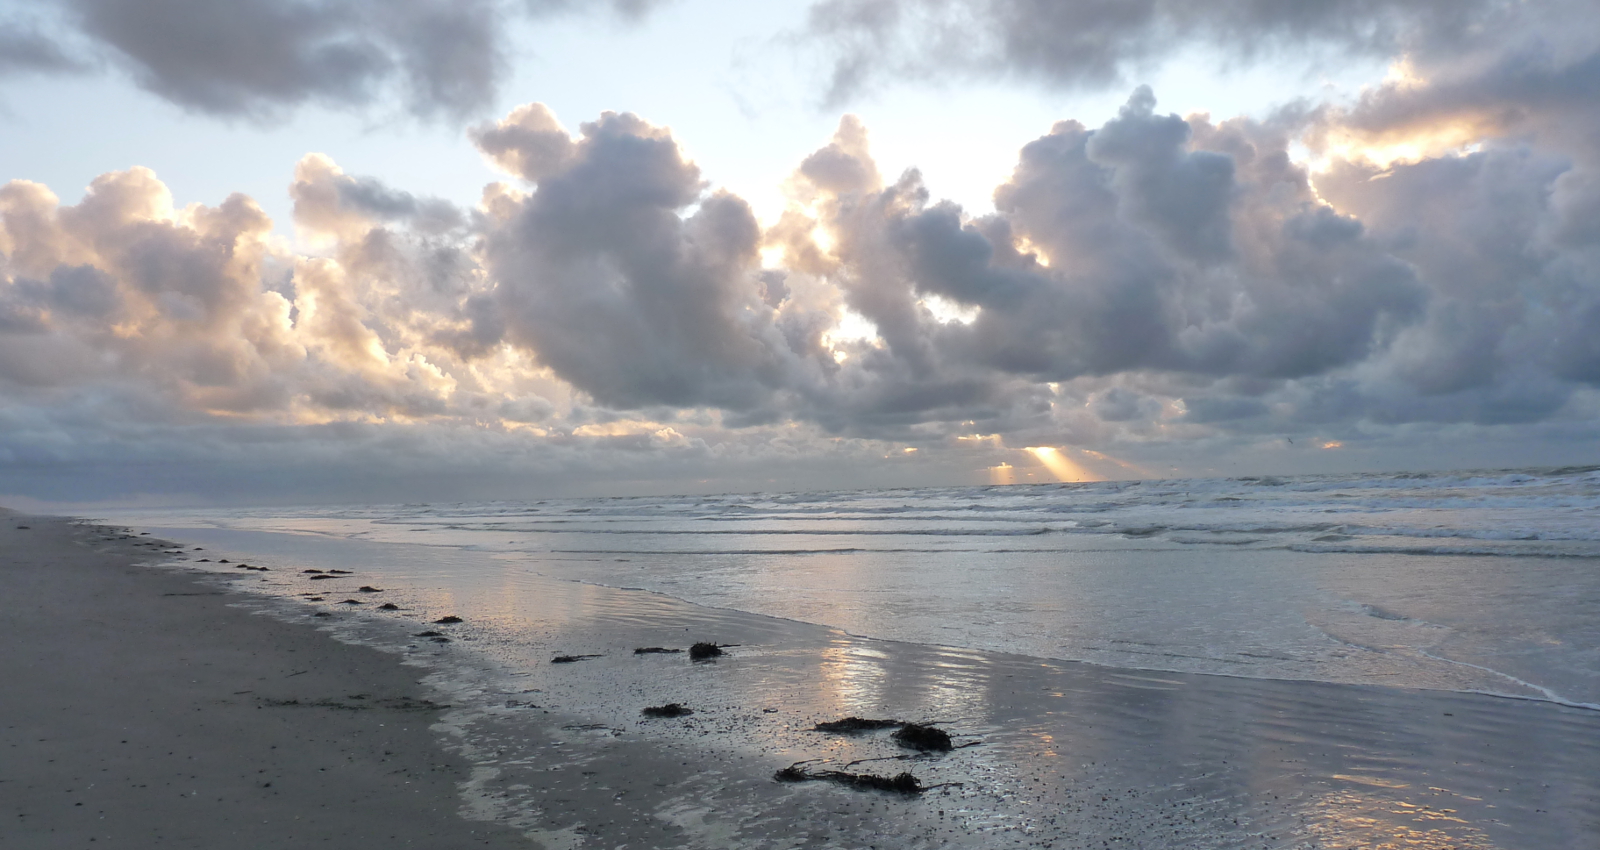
[813,717,904,734]
[689,642,725,661]
[433,615,463,624]
[634,646,684,655]
[892,723,953,752]
[641,703,694,718]
[550,654,602,664]
[774,763,925,795]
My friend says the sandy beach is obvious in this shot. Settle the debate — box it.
[0,513,527,849]
[6,507,1600,849]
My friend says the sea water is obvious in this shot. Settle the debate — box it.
[105,465,1600,847]
[121,465,1600,707]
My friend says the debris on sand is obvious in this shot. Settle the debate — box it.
[892,723,954,752]
[357,585,382,593]
[634,646,684,655]
[433,615,463,624]
[414,631,444,638]
[377,602,400,610]
[309,575,336,581]
[327,569,353,574]
[813,717,905,734]
[773,763,926,795]
[811,717,960,751]
[303,569,324,574]
[689,642,729,661]
[641,703,694,718]
[550,654,602,664]
[339,599,363,605]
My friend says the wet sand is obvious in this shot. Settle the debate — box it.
[0,513,527,849]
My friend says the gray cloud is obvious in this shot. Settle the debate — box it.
[478,109,833,412]
[8,45,1600,501]
[801,0,1500,104]
[0,19,89,76]
[65,0,504,120]
[14,0,669,121]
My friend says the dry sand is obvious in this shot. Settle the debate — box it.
[0,513,528,849]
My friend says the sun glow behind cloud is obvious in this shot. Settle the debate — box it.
[1025,447,1103,483]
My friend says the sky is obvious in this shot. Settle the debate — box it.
[2,0,1599,506]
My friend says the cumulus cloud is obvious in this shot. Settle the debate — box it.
[474,108,844,415]
[7,40,1600,500]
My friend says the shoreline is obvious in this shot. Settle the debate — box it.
[0,513,528,849]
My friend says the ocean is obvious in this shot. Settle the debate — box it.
[111,466,1600,847]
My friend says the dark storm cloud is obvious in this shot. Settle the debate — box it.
[801,0,1498,104]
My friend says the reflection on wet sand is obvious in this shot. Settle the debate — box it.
[1301,787,1497,849]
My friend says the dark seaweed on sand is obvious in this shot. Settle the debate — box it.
[633,646,684,655]
[550,654,602,664]
[811,717,958,751]
[774,763,925,795]
[433,615,463,624]
[641,703,694,718]
[892,723,953,751]
[689,642,727,661]
[813,717,904,734]
[377,602,400,610]
[413,631,444,637]
[358,586,382,592]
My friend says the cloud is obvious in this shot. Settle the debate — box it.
[0,18,90,77]
[15,0,668,121]
[476,108,836,413]
[799,0,1500,104]
[6,63,1600,500]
